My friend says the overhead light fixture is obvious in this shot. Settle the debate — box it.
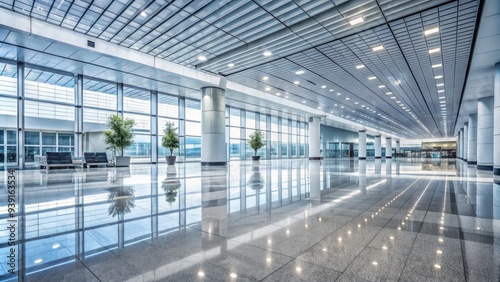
[302,101,306,103]
[276,92,281,96]
[424,27,440,36]
[263,51,272,57]
[294,81,300,85]
[386,92,392,95]
[369,76,377,80]
[140,11,147,17]
[227,63,234,67]
[321,85,326,88]
[378,85,386,88]
[434,75,443,79]
[285,96,289,98]
[263,76,269,80]
[295,70,304,75]
[436,83,444,87]
[345,97,350,100]
[356,64,365,69]
[432,63,442,68]
[337,93,341,95]
[372,45,384,52]
[429,48,441,54]
[198,55,207,61]
[329,89,334,92]
[349,16,365,26]
[439,96,445,99]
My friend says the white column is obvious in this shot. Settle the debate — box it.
[477,97,494,170]
[463,122,469,161]
[495,62,500,176]
[396,140,400,158]
[358,130,366,160]
[460,128,464,160]
[468,114,477,164]
[385,137,392,158]
[17,62,25,169]
[457,133,460,159]
[74,74,83,157]
[309,117,321,160]
[201,87,226,166]
[374,135,381,158]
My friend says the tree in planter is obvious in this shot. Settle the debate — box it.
[104,114,135,166]
[248,130,266,160]
[162,121,180,165]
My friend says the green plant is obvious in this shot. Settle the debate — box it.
[104,114,136,157]
[162,121,180,156]
[248,130,266,156]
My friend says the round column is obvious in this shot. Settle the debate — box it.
[385,137,392,158]
[374,135,381,158]
[358,130,366,160]
[463,122,469,162]
[201,87,226,166]
[467,114,478,165]
[396,140,400,158]
[494,62,500,176]
[477,97,494,170]
[309,117,321,160]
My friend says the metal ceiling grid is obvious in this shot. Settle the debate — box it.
[124,85,150,100]
[389,0,478,137]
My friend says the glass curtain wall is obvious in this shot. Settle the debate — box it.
[0,62,310,167]
[0,62,17,167]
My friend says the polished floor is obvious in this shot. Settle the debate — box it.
[0,158,499,281]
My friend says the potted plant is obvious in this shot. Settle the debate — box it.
[248,130,266,161]
[104,114,135,167]
[162,121,180,165]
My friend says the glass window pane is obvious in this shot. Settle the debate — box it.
[230,108,240,126]
[25,101,74,121]
[185,136,201,159]
[42,132,57,145]
[0,65,17,96]
[124,87,150,114]
[185,121,200,136]
[158,118,179,135]
[25,146,39,162]
[25,132,39,145]
[230,127,240,139]
[58,133,74,146]
[25,68,74,104]
[123,113,150,131]
[83,79,117,110]
[158,94,178,118]
[246,111,256,129]
[7,131,16,144]
[185,99,200,121]
[0,130,3,144]
[6,146,16,163]
[271,117,278,132]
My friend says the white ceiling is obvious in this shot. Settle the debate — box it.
[0,0,489,139]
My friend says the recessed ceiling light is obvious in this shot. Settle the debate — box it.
[321,85,326,88]
[436,83,444,87]
[198,55,207,61]
[295,70,304,75]
[440,101,446,103]
[386,92,392,95]
[356,64,365,69]
[263,51,272,56]
[438,90,445,93]
[276,92,281,96]
[378,85,386,88]
[346,97,350,100]
[140,11,147,17]
[294,81,300,85]
[369,76,377,80]
[227,63,234,67]
[34,259,43,264]
[424,27,440,36]
[263,76,269,80]
[429,48,441,54]
[285,96,289,98]
[302,101,306,103]
[355,102,359,104]
[349,16,365,26]
[435,75,443,79]
[265,87,271,91]
[390,96,396,99]
[439,96,445,99]
[337,93,341,95]
[372,45,384,52]
[329,89,334,92]
[432,63,442,68]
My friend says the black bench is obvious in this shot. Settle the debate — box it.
[45,152,83,170]
[84,152,111,168]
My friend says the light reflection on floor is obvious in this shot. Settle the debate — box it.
[0,158,498,281]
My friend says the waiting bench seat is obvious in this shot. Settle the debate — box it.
[44,152,83,170]
[84,152,111,167]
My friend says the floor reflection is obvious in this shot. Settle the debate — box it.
[0,158,498,281]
